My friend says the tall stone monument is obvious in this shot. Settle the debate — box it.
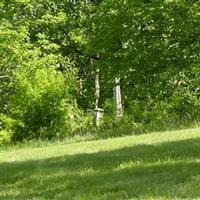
[113,77,123,120]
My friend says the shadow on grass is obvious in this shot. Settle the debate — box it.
[0,137,200,200]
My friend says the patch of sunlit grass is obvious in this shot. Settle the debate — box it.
[0,127,200,199]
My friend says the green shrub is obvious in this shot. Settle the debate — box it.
[127,96,200,132]
[8,64,90,141]
[67,109,94,137]
[0,130,12,146]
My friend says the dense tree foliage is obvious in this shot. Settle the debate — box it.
[0,0,199,143]
[88,0,200,129]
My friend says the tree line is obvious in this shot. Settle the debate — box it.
[0,0,200,144]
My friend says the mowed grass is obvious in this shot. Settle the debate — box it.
[0,128,200,200]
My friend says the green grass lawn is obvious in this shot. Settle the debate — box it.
[0,128,200,200]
